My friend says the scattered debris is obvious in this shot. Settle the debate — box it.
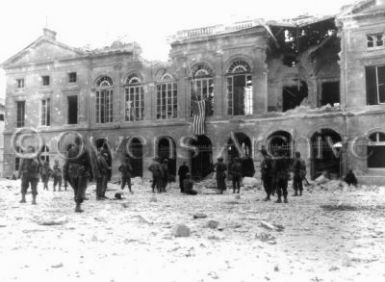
[33,216,68,226]
[172,224,191,237]
[260,221,284,232]
[206,220,219,229]
[255,232,277,244]
[193,213,208,219]
[51,263,64,268]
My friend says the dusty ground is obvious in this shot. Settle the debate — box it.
[1,178,385,282]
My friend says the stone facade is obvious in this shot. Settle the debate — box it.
[2,1,385,183]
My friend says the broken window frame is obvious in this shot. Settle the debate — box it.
[190,64,214,117]
[96,76,113,124]
[41,98,51,126]
[125,74,144,122]
[226,60,253,116]
[16,101,25,128]
[367,33,384,49]
[156,74,177,120]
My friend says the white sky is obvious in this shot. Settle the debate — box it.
[0,0,355,98]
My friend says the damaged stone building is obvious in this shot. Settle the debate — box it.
[2,0,385,183]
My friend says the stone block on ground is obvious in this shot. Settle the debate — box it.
[172,224,191,237]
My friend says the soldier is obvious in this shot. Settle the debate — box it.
[292,151,306,196]
[177,161,189,193]
[40,160,52,190]
[95,149,111,200]
[63,136,92,213]
[260,149,274,201]
[148,158,162,193]
[183,173,198,195]
[52,159,63,192]
[230,157,242,193]
[274,148,290,203]
[241,153,255,177]
[18,146,41,205]
[119,157,133,193]
[214,157,227,194]
[160,159,169,192]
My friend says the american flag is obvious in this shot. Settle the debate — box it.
[192,99,206,135]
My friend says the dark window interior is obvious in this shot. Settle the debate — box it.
[321,81,340,106]
[69,72,77,83]
[42,75,50,86]
[67,96,78,124]
[282,81,308,111]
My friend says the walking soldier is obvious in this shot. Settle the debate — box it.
[260,149,274,201]
[63,137,92,213]
[119,157,133,193]
[18,146,41,205]
[214,157,227,194]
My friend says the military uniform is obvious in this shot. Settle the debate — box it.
[292,157,306,196]
[215,160,227,193]
[19,158,41,204]
[119,161,133,193]
[148,160,162,193]
[274,154,290,203]
[95,153,110,200]
[178,163,189,193]
[52,164,62,191]
[261,154,274,200]
[64,145,92,212]
[230,159,242,193]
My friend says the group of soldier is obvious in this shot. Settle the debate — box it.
[18,136,307,213]
[260,148,306,203]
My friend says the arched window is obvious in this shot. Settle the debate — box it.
[191,63,214,116]
[125,74,144,121]
[96,76,113,123]
[156,73,177,120]
[226,60,253,116]
[368,132,385,168]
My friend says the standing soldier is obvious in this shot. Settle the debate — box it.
[119,157,133,193]
[260,149,274,201]
[63,136,92,213]
[241,153,255,177]
[274,148,290,203]
[52,160,63,192]
[160,159,169,192]
[95,149,111,200]
[214,157,227,194]
[177,161,189,193]
[40,160,52,190]
[230,157,242,194]
[292,151,306,196]
[18,146,41,205]
[148,158,162,193]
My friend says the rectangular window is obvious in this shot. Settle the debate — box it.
[42,75,50,86]
[366,65,385,105]
[68,72,77,83]
[125,86,144,121]
[67,96,78,124]
[16,79,24,89]
[191,78,214,117]
[0,114,4,121]
[96,90,113,123]
[320,81,340,106]
[156,83,177,119]
[367,33,384,48]
[16,101,25,128]
[41,98,51,126]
